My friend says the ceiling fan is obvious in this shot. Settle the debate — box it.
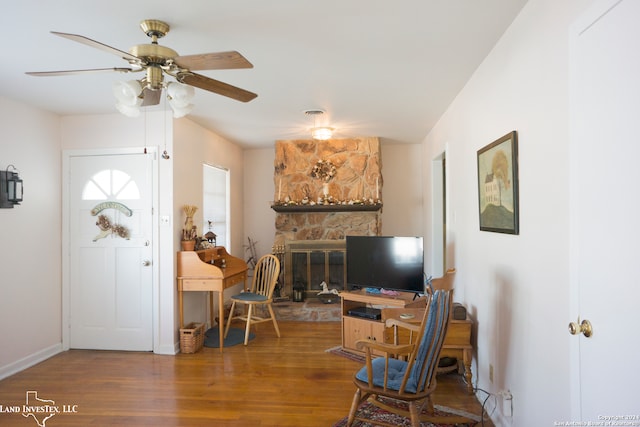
[26,19,257,116]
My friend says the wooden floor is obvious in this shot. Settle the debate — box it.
[0,322,492,426]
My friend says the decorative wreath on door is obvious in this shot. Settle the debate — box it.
[91,201,132,241]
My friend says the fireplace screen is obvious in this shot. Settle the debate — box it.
[285,240,346,299]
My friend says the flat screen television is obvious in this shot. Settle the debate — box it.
[346,235,424,294]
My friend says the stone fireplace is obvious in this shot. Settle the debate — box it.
[272,137,382,300]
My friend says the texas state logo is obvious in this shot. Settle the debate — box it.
[0,391,79,426]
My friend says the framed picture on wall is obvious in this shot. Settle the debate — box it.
[477,131,519,234]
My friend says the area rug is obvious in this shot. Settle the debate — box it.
[326,345,366,363]
[332,397,481,427]
[204,327,254,348]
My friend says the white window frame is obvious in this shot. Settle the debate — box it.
[202,164,230,249]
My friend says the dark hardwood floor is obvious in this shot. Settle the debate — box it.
[0,322,492,426]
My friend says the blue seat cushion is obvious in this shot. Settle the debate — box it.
[231,292,267,302]
[355,357,418,394]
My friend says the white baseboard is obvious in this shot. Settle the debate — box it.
[154,342,180,355]
[0,343,63,381]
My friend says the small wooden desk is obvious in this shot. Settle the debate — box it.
[383,307,474,394]
[176,247,248,352]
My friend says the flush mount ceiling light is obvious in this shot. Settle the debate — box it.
[311,127,334,141]
[304,109,334,140]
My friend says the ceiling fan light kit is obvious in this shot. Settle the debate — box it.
[166,82,195,118]
[113,80,143,117]
[27,19,257,118]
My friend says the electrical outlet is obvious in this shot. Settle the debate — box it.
[489,364,494,383]
[499,390,513,417]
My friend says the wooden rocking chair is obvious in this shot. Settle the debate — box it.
[346,269,465,427]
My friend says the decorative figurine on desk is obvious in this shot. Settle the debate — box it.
[181,205,198,251]
[205,221,217,245]
[196,220,217,250]
[197,238,213,250]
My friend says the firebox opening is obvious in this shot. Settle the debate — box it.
[285,240,346,301]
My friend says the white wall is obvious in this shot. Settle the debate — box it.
[173,119,246,326]
[61,113,246,349]
[422,0,595,424]
[243,148,277,259]
[0,97,62,377]
[0,104,248,374]
[61,112,246,350]
[173,119,245,258]
[380,143,423,237]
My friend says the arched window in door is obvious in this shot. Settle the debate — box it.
[82,169,140,200]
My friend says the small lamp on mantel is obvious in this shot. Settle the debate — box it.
[0,164,23,208]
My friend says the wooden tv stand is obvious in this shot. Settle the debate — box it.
[340,289,426,355]
[340,289,474,394]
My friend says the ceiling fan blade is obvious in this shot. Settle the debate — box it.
[173,51,253,71]
[51,31,141,63]
[26,67,135,77]
[177,72,257,103]
[141,87,162,106]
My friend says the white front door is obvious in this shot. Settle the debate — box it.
[570,0,640,420]
[68,152,153,351]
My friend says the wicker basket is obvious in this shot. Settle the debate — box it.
[179,322,205,353]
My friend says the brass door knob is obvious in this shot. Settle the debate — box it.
[568,318,593,337]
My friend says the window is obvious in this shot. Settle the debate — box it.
[82,169,140,200]
[203,164,229,248]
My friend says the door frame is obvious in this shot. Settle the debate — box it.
[62,147,160,351]
[431,146,448,278]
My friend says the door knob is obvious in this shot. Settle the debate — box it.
[142,260,151,266]
[568,318,593,337]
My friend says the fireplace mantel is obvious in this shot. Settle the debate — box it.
[271,203,382,213]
